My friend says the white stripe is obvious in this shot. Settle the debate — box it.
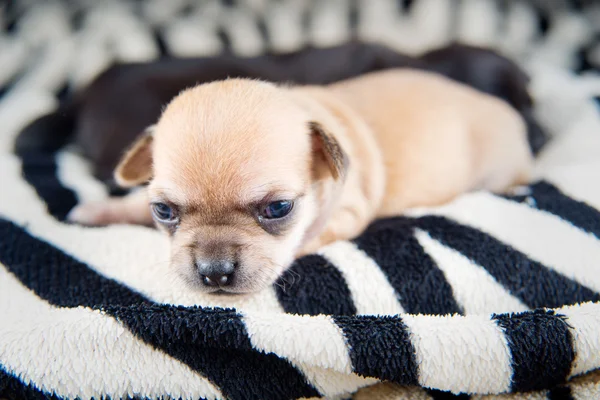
[164,13,223,57]
[409,0,454,52]
[529,13,592,71]
[0,267,223,400]
[408,193,600,293]
[243,312,378,397]
[570,373,600,400]
[56,149,109,204]
[541,162,600,211]
[296,365,379,399]
[353,383,435,400]
[0,89,57,152]
[0,37,29,87]
[263,0,307,53]
[16,2,70,47]
[455,0,500,47]
[12,37,75,94]
[141,0,191,26]
[68,32,115,89]
[221,7,265,57]
[496,1,538,60]
[471,390,549,400]
[107,7,159,63]
[356,0,399,45]
[557,302,600,378]
[243,313,352,373]
[309,0,351,48]
[535,105,600,183]
[318,241,405,316]
[0,153,285,314]
[402,313,512,394]
[415,229,529,315]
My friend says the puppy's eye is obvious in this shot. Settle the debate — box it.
[151,202,178,223]
[261,200,293,219]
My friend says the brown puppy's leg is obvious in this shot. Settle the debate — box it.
[67,189,152,226]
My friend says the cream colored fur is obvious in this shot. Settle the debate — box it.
[68,69,533,293]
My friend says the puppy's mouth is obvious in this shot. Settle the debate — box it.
[189,276,253,295]
[209,289,233,295]
[200,288,260,297]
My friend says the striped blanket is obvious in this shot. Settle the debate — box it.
[2,0,600,399]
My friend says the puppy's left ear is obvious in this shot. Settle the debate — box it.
[309,121,349,180]
[114,125,155,188]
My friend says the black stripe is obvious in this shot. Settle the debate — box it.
[503,181,600,239]
[179,2,195,16]
[0,365,152,400]
[109,304,320,400]
[255,15,270,52]
[399,0,415,12]
[19,151,78,221]
[55,83,71,104]
[353,217,463,315]
[492,310,575,392]
[2,0,18,35]
[0,79,16,100]
[332,315,419,385]
[416,216,600,308]
[0,219,320,400]
[567,0,584,12]
[522,107,550,156]
[0,366,64,400]
[348,0,360,39]
[574,46,594,74]
[548,385,575,400]
[535,6,551,36]
[0,218,148,308]
[426,388,470,399]
[275,254,357,315]
[14,105,76,155]
[216,28,232,54]
[152,28,169,58]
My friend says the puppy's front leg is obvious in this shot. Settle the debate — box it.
[67,189,153,226]
[299,202,371,255]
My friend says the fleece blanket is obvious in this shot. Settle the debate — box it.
[2,0,600,399]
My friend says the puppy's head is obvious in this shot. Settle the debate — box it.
[115,79,347,293]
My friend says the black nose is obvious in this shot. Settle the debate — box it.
[196,260,236,287]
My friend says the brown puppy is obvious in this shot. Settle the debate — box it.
[68,70,533,294]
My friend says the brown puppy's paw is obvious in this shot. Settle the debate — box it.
[67,202,116,226]
[67,190,153,227]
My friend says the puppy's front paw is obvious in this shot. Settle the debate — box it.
[67,202,113,226]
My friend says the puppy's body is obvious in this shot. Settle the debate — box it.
[291,70,531,251]
[70,69,533,293]
[330,70,531,207]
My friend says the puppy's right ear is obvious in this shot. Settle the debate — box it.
[114,126,155,188]
[309,121,349,181]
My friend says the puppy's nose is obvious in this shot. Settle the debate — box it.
[197,260,236,287]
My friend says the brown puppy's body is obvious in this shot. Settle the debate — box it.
[69,69,532,293]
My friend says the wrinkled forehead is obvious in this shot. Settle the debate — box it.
[149,86,312,205]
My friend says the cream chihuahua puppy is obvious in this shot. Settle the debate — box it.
[69,69,533,294]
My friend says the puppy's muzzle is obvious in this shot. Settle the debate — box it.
[196,259,236,287]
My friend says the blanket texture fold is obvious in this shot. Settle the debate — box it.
[1,0,600,399]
